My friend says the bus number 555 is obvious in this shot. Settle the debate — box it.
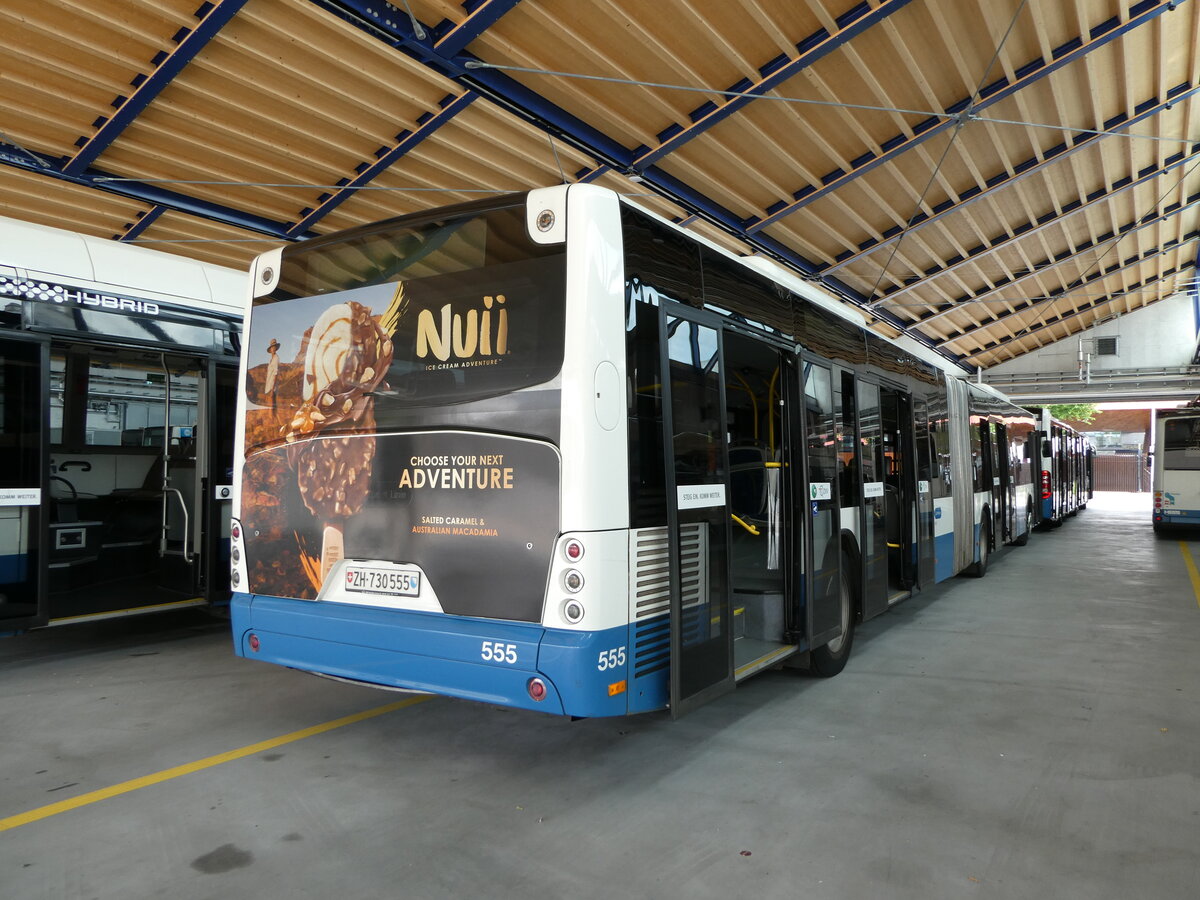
[597,646,626,671]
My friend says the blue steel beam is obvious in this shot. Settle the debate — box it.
[746,0,1190,235]
[117,205,166,242]
[930,231,1200,346]
[64,0,249,176]
[824,84,1200,274]
[911,192,1200,325]
[960,261,1198,357]
[0,141,307,240]
[433,0,524,56]
[286,91,477,237]
[873,141,1200,300]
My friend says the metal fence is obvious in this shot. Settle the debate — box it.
[1092,453,1150,492]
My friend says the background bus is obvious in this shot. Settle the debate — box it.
[1028,408,1093,528]
[230,184,1037,718]
[1153,407,1200,532]
[0,215,244,632]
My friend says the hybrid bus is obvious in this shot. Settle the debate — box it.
[1152,406,1200,531]
[1028,408,1093,527]
[231,184,1037,718]
[0,215,244,632]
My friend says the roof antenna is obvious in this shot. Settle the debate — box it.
[400,0,426,40]
[548,134,567,184]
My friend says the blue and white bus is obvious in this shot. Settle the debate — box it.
[1153,407,1200,531]
[0,215,244,632]
[230,185,1036,717]
[1028,408,1093,527]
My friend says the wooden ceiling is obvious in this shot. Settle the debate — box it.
[1,0,1196,370]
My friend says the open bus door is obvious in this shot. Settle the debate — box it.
[45,347,214,622]
[0,337,48,632]
[659,304,735,717]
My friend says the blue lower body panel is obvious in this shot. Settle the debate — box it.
[1154,509,1200,526]
[232,593,637,718]
[933,532,955,583]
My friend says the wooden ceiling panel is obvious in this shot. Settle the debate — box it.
[0,0,1194,374]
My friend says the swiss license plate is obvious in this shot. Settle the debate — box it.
[344,567,421,596]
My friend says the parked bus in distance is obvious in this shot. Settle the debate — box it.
[0,215,244,633]
[1152,407,1200,532]
[1027,408,1094,527]
[231,185,1037,718]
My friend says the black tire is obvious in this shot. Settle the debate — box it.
[968,520,990,577]
[809,564,854,677]
[1013,506,1032,546]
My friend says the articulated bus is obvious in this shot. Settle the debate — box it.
[0,216,244,633]
[1152,407,1200,531]
[1028,408,1093,528]
[230,185,1037,718]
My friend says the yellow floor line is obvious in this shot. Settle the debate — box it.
[0,695,431,833]
[1179,542,1200,610]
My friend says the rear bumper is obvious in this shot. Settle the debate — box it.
[232,592,634,718]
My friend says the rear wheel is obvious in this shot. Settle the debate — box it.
[968,520,990,577]
[810,564,854,677]
[1014,506,1032,546]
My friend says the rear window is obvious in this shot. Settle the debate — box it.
[244,204,566,453]
[1164,417,1200,470]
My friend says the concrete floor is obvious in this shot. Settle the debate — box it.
[2,492,1197,899]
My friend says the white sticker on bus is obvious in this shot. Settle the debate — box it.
[918,480,930,494]
[677,484,726,509]
[810,483,832,501]
[863,481,884,498]
[0,488,41,506]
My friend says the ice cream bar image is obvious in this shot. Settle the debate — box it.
[284,300,394,584]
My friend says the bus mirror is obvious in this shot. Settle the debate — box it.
[1041,439,1051,457]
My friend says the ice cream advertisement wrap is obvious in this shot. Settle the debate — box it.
[241,260,563,622]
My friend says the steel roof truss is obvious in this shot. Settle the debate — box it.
[909,192,1200,325]
[744,0,1189,234]
[824,83,1200,273]
[931,231,1200,347]
[972,261,1198,360]
[873,143,1200,300]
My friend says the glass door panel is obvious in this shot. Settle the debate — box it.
[0,339,46,628]
[661,305,733,717]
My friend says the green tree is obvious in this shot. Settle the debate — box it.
[1047,403,1099,424]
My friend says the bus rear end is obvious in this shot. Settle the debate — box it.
[230,186,635,716]
[1154,410,1200,530]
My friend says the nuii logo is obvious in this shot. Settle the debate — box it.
[416,295,509,362]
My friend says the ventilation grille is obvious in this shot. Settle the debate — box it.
[1096,336,1118,356]
[629,524,706,679]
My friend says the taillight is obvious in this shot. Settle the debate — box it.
[564,538,584,561]
[248,633,260,652]
[527,678,547,702]
[1041,470,1051,500]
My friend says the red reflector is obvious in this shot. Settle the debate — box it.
[527,678,547,702]
[565,539,584,561]
[248,633,260,652]
[231,522,241,540]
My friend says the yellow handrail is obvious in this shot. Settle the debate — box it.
[731,513,760,536]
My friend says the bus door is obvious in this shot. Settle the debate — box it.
[881,386,916,593]
[201,363,237,605]
[47,347,209,622]
[994,422,1012,541]
[659,304,734,717]
[914,398,936,587]
[978,421,999,545]
[857,381,887,617]
[0,337,48,631]
[801,358,842,647]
